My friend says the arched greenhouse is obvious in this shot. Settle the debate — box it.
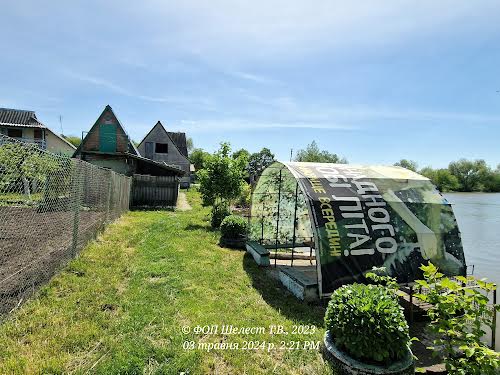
[248,162,466,298]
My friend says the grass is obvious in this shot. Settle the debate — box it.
[0,190,332,374]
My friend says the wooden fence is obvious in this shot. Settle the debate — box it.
[131,174,179,208]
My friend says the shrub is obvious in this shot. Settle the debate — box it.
[236,181,251,207]
[211,203,230,229]
[415,262,500,374]
[325,283,410,364]
[220,215,248,238]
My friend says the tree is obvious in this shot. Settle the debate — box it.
[61,135,81,147]
[197,142,247,210]
[448,159,490,192]
[186,137,194,153]
[394,159,418,172]
[420,167,460,192]
[483,169,500,192]
[189,148,210,172]
[248,148,275,177]
[295,141,347,163]
[232,148,250,162]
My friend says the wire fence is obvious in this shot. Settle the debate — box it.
[0,134,131,316]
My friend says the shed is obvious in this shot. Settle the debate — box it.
[249,162,466,299]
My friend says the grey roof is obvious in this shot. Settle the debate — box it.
[167,131,188,158]
[0,108,44,128]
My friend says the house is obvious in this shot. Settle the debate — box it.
[73,105,184,177]
[73,105,185,207]
[0,108,76,155]
[137,121,191,188]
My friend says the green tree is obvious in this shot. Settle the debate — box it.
[394,159,418,172]
[197,142,247,213]
[448,159,490,192]
[189,148,210,172]
[248,148,275,177]
[483,169,500,192]
[420,167,460,192]
[186,137,194,153]
[232,148,250,162]
[295,141,347,163]
[61,135,82,147]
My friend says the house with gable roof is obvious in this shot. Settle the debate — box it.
[137,121,191,187]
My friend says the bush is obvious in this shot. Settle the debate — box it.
[415,262,500,374]
[220,215,248,238]
[236,182,251,207]
[325,283,410,364]
[211,203,230,229]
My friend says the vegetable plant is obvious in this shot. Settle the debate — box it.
[415,262,500,375]
[325,283,411,364]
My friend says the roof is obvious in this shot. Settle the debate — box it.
[0,108,44,128]
[124,152,185,175]
[167,131,188,158]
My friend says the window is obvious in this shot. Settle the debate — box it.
[155,143,168,153]
[7,128,23,138]
[34,128,43,139]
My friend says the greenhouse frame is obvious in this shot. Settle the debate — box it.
[249,162,467,298]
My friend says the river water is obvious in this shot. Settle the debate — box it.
[444,192,500,350]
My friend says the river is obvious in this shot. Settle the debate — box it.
[444,192,500,350]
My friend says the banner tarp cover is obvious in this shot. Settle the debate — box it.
[251,162,466,297]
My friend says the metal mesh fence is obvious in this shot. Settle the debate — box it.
[0,134,131,316]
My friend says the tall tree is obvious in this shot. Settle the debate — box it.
[197,142,247,208]
[448,159,490,192]
[186,137,194,153]
[295,141,347,163]
[420,167,460,192]
[61,135,81,147]
[189,148,210,171]
[248,148,275,177]
[394,159,418,172]
[232,148,250,162]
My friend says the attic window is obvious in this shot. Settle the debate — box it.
[155,143,168,153]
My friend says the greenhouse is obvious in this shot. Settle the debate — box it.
[248,162,467,298]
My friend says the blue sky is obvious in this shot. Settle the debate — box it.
[1,1,500,168]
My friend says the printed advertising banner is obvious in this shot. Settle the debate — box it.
[283,162,466,296]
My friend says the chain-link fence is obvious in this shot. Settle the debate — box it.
[0,134,131,316]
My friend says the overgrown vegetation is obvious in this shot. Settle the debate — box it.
[394,158,500,192]
[324,283,411,364]
[0,191,331,374]
[295,141,347,164]
[415,262,500,374]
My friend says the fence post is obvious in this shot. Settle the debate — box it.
[71,161,83,257]
[492,287,497,350]
[106,170,113,222]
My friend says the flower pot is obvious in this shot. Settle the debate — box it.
[323,331,415,375]
[219,235,247,249]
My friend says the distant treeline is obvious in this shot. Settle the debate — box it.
[394,159,500,193]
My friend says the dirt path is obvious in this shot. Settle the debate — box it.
[176,192,192,211]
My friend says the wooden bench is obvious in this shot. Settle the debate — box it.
[246,241,270,266]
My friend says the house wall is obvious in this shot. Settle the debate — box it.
[82,154,135,176]
[45,130,75,155]
[81,108,130,153]
[137,125,190,174]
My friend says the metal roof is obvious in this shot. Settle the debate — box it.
[0,108,44,128]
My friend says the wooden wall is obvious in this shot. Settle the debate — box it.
[131,174,179,208]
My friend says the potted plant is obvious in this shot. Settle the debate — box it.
[219,214,248,249]
[323,283,414,374]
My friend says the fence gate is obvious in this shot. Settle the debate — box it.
[131,174,179,208]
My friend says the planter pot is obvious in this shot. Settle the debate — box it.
[323,331,415,375]
[219,236,247,249]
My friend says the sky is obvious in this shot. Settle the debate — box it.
[1,0,500,168]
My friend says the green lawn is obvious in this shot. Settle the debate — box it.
[0,191,332,374]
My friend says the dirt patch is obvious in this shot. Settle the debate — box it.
[0,206,108,315]
[176,192,192,211]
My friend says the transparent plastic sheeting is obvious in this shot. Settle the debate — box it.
[0,134,131,315]
[250,162,466,297]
